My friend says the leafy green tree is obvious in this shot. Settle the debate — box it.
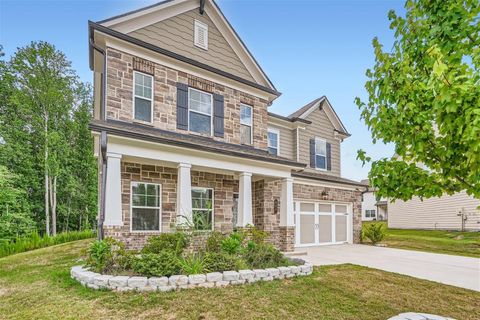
[0,42,97,235]
[356,0,480,201]
[0,165,35,240]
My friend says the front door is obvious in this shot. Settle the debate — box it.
[295,201,352,247]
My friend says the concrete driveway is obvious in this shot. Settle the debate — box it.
[296,245,480,292]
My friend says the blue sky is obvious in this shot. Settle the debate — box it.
[0,0,404,181]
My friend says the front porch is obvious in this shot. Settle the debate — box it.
[102,151,295,251]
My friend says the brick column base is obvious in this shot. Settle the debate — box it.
[277,226,295,252]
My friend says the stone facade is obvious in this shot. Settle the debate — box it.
[105,47,269,150]
[293,183,363,243]
[104,161,238,250]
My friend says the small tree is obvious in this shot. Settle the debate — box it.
[356,0,480,201]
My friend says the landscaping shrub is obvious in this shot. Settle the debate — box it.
[141,232,189,255]
[362,222,386,244]
[178,254,205,275]
[220,232,243,254]
[85,237,130,274]
[242,243,291,269]
[205,231,224,253]
[239,225,269,245]
[203,251,240,272]
[132,252,181,277]
[0,230,95,258]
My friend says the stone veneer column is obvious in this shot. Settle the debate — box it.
[237,172,253,227]
[104,153,123,226]
[176,163,192,226]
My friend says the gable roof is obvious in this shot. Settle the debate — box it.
[288,96,350,136]
[94,0,277,94]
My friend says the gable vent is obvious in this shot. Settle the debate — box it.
[194,20,208,50]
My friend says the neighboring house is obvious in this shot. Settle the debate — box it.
[389,192,480,231]
[88,0,366,252]
[361,179,388,221]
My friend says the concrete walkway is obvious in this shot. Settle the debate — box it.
[296,244,480,292]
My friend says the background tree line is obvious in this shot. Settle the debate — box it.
[0,41,97,241]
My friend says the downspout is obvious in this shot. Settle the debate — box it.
[89,36,106,121]
[89,29,108,239]
[99,131,108,240]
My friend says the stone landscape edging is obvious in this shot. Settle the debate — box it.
[70,262,313,292]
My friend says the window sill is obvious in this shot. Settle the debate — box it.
[132,119,155,127]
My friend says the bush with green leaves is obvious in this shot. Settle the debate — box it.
[362,222,386,244]
[205,231,224,253]
[141,232,189,255]
[220,233,243,254]
[85,237,130,274]
[178,254,205,275]
[242,243,292,269]
[132,252,181,277]
[203,251,240,272]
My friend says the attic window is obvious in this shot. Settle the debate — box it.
[194,20,208,50]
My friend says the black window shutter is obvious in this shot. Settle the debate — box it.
[326,142,332,171]
[176,82,188,130]
[213,93,224,137]
[309,138,316,168]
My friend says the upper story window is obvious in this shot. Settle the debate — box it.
[194,20,208,50]
[267,128,279,155]
[188,88,213,135]
[315,137,327,170]
[240,104,252,145]
[133,71,153,122]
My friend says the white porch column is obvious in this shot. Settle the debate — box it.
[104,153,123,226]
[237,172,253,227]
[176,163,192,226]
[280,177,294,227]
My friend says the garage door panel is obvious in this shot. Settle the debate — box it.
[299,215,316,244]
[335,215,348,242]
[318,215,332,243]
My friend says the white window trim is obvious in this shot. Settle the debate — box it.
[130,181,162,233]
[132,71,154,123]
[188,87,213,136]
[267,127,280,156]
[240,104,253,145]
[194,19,208,50]
[191,187,214,231]
[314,137,327,171]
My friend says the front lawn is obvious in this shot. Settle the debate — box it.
[363,221,480,257]
[0,240,479,320]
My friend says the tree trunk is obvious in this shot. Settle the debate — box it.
[44,113,50,236]
[49,176,57,236]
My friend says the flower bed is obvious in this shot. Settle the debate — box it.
[70,263,313,292]
[76,227,313,291]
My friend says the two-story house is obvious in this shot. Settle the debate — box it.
[88,0,366,252]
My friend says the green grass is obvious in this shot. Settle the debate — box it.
[363,221,480,257]
[0,230,95,258]
[0,240,479,320]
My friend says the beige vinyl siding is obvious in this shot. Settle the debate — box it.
[388,191,480,230]
[128,9,255,82]
[298,108,341,176]
[269,125,295,160]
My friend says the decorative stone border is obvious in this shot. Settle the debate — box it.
[71,263,313,292]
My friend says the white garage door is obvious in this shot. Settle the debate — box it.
[294,201,352,247]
